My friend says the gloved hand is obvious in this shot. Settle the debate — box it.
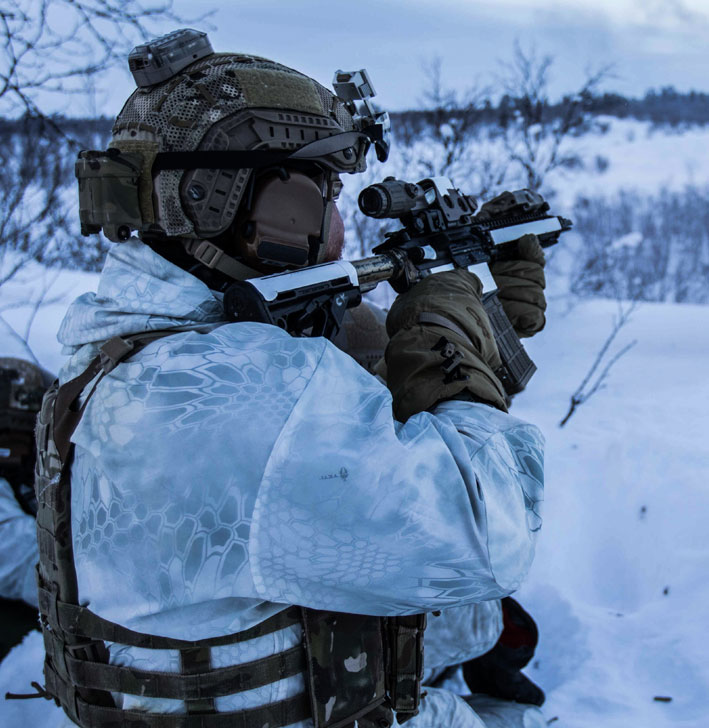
[331,302,389,376]
[462,597,545,707]
[384,268,508,421]
[488,233,546,338]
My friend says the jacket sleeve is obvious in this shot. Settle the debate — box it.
[424,601,503,671]
[249,341,544,615]
[0,477,39,607]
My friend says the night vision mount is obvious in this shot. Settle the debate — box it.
[128,29,213,87]
[333,69,391,163]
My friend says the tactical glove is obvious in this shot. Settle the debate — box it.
[488,233,546,338]
[332,302,389,375]
[462,597,545,707]
[385,268,507,421]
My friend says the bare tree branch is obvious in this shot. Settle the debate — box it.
[498,40,613,192]
[406,56,508,199]
[559,301,638,427]
[0,1,205,316]
[0,314,40,365]
[0,0,209,120]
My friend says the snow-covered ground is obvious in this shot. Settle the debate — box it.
[1,116,708,726]
[514,298,709,728]
[0,260,98,375]
[1,269,707,727]
[544,117,709,207]
[338,116,709,213]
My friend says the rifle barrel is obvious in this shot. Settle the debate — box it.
[352,254,398,292]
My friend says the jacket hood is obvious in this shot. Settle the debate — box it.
[58,240,225,353]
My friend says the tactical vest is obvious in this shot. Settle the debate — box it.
[33,331,425,728]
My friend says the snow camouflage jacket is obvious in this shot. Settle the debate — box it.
[0,476,38,607]
[54,240,545,727]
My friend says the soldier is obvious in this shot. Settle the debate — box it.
[28,29,548,728]
[0,324,50,661]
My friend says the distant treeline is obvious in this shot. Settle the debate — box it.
[1,86,708,142]
[0,115,111,148]
[580,87,709,126]
[395,86,709,131]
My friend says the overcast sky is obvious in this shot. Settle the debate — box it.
[45,0,709,116]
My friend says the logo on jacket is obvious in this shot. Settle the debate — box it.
[320,467,349,482]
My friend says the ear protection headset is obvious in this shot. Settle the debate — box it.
[234,167,339,271]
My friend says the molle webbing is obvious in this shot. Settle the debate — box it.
[34,329,422,728]
[386,614,426,720]
[34,331,311,728]
[41,629,305,701]
[36,583,300,650]
[43,666,310,728]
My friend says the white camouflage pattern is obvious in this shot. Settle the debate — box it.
[0,477,38,607]
[51,240,545,726]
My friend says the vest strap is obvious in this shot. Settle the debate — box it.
[53,331,182,462]
[181,646,215,714]
[55,642,305,700]
[37,584,300,649]
[44,663,310,728]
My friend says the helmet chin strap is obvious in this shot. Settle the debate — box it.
[313,198,334,265]
[183,239,263,282]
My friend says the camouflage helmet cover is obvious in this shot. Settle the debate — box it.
[112,51,366,240]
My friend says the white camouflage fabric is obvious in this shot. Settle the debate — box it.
[49,240,545,726]
[0,321,44,609]
[0,477,38,607]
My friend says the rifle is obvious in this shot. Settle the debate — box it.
[223,176,572,395]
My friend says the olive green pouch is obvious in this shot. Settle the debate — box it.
[75,147,151,242]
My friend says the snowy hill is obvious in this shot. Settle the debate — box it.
[514,298,709,728]
[543,117,709,206]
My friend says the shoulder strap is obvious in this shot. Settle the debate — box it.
[53,331,178,462]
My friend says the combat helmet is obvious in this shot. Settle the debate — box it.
[0,354,48,508]
[77,29,390,278]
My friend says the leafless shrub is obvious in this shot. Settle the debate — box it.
[497,40,611,192]
[571,186,709,304]
[0,0,192,119]
[0,2,197,287]
[399,57,508,200]
[0,119,74,287]
[559,301,637,427]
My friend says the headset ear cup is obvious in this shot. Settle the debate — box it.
[237,172,325,269]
